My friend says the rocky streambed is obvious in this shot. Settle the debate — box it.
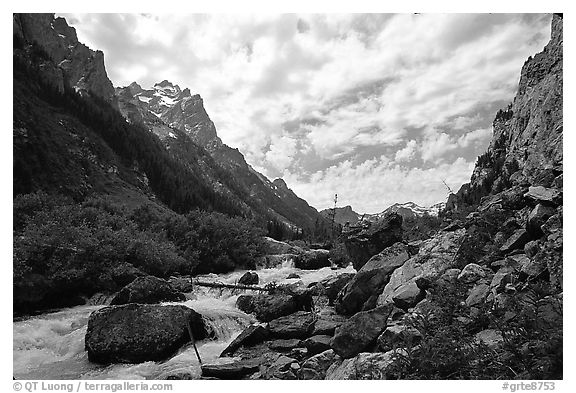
[13,259,354,380]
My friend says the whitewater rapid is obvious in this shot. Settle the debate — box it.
[13,262,354,380]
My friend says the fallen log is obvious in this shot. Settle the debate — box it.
[191,279,270,292]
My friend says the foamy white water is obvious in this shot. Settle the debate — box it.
[13,263,354,380]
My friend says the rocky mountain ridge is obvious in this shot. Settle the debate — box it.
[13,13,326,233]
[13,13,115,101]
[447,14,562,211]
[321,201,444,226]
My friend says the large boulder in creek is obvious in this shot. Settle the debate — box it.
[238,272,259,285]
[330,305,394,359]
[110,276,186,305]
[377,229,465,307]
[249,289,313,322]
[335,242,409,315]
[85,304,208,364]
[343,213,403,270]
[268,311,317,339]
[295,249,331,270]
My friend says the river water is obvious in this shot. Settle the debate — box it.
[13,262,354,380]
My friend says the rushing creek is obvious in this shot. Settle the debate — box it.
[13,261,354,380]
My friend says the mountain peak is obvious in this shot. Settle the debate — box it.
[155,80,174,88]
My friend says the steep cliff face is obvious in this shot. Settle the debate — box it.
[13,13,115,101]
[448,14,562,210]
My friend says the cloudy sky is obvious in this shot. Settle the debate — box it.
[60,13,552,213]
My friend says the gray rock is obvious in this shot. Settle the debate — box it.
[110,276,185,306]
[267,338,302,351]
[378,229,465,307]
[312,314,347,336]
[249,290,313,322]
[220,324,269,357]
[335,243,409,315]
[85,304,207,364]
[465,283,490,307]
[524,186,561,206]
[475,329,504,349]
[500,229,531,253]
[238,272,259,285]
[268,311,316,339]
[295,249,331,270]
[458,263,493,283]
[319,273,354,304]
[377,324,422,351]
[298,349,338,380]
[201,358,261,379]
[527,204,556,236]
[343,213,404,270]
[331,305,393,359]
[301,335,332,356]
[325,350,405,380]
[392,281,425,310]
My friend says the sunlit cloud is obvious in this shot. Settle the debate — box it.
[60,12,551,211]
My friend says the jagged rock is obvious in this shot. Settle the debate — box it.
[525,186,561,206]
[201,358,261,379]
[475,329,504,349]
[331,305,393,359]
[268,311,316,339]
[335,243,409,315]
[302,335,332,356]
[261,355,298,380]
[268,339,302,352]
[377,324,422,352]
[220,324,269,357]
[499,229,531,253]
[465,282,490,307]
[458,263,493,283]
[343,213,403,270]
[85,304,208,364]
[249,290,313,322]
[505,254,531,271]
[319,273,355,305]
[391,281,425,310]
[238,272,259,285]
[524,240,541,258]
[325,350,404,380]
[298,349,339,380]
[109,276,185,306]
[312,314,347,336]
[527,204,556,236]
[378,229,465,307]
[490,267,515,293]
[541,211,562,236]
[295,249,330,270]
